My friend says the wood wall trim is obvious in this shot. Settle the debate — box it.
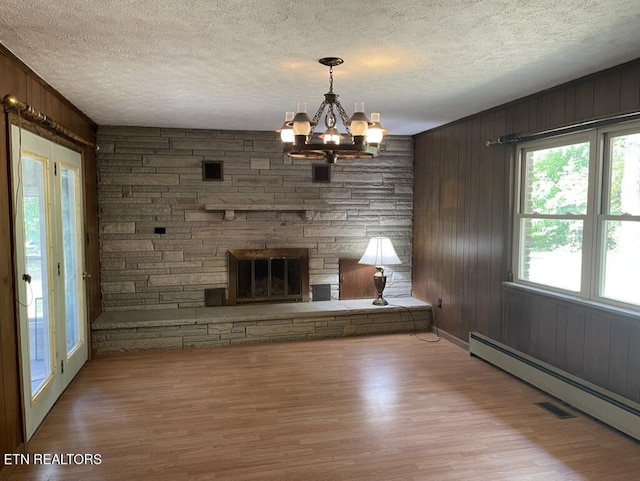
[0,442,23,481]
[0,43,96,128]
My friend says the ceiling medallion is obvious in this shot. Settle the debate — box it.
[277,57,387,164]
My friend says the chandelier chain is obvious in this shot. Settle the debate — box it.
[329,66,334,93]
[335,101,352,135]
[311,100,329,127]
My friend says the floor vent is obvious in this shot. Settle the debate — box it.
[535,401,576,419]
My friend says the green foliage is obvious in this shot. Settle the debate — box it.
[525,138,628,252]
[607,137,627,249]
[609,137,626,214]
[23,196,42,254]
[526,143,590,252]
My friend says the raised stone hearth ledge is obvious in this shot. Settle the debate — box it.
[92,297,431,354]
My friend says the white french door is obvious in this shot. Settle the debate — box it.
[11,125,88,441]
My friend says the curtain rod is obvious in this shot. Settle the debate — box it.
[485,110,640,147]
[3,94,99,151]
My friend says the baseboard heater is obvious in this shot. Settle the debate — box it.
[469,332,640,441]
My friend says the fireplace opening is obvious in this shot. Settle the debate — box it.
[228,248,309,305]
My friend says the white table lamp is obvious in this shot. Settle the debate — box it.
[358,237,401,305]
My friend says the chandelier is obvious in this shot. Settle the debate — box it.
[277,57,387,164]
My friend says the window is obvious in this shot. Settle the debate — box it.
[600,128,640,306]
[513,122,640,311]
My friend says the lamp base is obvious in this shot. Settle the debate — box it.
[372,267,388,306]
[372,296,388,306]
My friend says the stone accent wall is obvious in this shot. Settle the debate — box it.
[97,126,413,311]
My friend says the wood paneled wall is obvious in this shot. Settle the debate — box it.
[504,285,640,403]
[0,45,99,476]
[413,57,640,398]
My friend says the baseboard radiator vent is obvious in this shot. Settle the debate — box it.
[469,332,640,441]
[535,401,576,419]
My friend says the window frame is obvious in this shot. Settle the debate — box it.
[593,122,640,309]
[512,120,640,313]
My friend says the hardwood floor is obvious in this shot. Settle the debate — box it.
[7,334,640,480]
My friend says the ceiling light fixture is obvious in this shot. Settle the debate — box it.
[278,57,387,164]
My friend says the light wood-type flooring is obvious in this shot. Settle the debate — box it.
[7,334,640,480]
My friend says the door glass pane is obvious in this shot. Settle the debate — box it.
[61,167,82,354]
[523,142,590,215]
[271,258,285,296]
[254,259,269,297]
[519,218,583,292]
[608,133,640,215]
[237,259,252,299]
[287,258,301,295]
[602,220,640,306]
[22,155,53,397]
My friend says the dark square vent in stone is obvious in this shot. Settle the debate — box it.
[205,287,226,306]
[202,161,223,181]
[312,164,331,183]
[312,284,331,301]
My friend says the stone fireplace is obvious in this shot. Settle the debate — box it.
[228,248,309,305]
[96,126,413,311]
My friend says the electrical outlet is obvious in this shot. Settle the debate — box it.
[436,298,443,309]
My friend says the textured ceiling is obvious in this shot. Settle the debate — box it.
[1,0,639,135]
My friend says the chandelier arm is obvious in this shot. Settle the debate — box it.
[310,100,329,132]
[335,101,352,136]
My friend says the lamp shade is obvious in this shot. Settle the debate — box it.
[358,237,401,266]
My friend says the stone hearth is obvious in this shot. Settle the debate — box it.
[92,297,431,354]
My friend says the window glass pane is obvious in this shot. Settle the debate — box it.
[602,220,640,306]
[609,133,640,215]
[61,168,82,355]
[23,156,53,398]
[519,218,583,291]
[523,142,590,215]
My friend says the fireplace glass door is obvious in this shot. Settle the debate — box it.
[228,249,308,305]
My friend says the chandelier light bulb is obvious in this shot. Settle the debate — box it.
[292,101,312,136]
[279,111,295,143]
[322,126,341,145]
[366,112,386,145]
[349,102,369,137]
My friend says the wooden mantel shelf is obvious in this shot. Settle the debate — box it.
[204,203,326,221]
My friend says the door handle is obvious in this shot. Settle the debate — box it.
[82,272,91,280]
